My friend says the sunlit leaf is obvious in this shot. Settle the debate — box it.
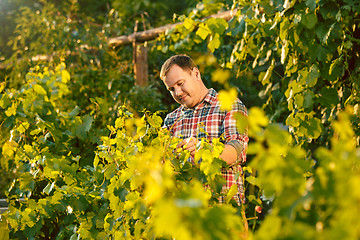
[294,94,304,108]
[0,216,9,240]
[246,176,261,187]
[329,57,342,75]
[17,121,29,133]
[281,39,288,64]
[306,65,319,87]
[206,18,228,35]
[0,93,11,108]
[199,149,222,176]
[286,113,300,127]
[61,70,70,83]
[208,33,221,53]
[260,59,275,85]
[148,114,163,128]
[43,182,55,195]
[280,18,290,40]
[153,200,192,239]
[226,184,238,203]
[33,84,47,95]
[2,141,17,157]
[212,69,231,84]
[248,107,269,134]
[94,154,100,169]
[218,88,237,111]
[306,117,322,139]
[5,102,17,116]
[196,23,211,40]
[182,18,195,30]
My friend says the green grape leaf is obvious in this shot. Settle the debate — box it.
[69,105,80,117]
[196,23,211,40]
[286,113,300,127]
[281,40,288,64]
[306,65,320,87]
[33,84,47,95]
[280,18,290,40]
[208,33,221,53]
[148,114,163,128]
[227,17,245,36]
[329,57,342,75]
[74,115,93,140]
[0,93,11,108]
[319,87,339,107]
[212,69,231,84]
[303,91,315,109]
[302,13,317,29]
[182,18,195,30]
[62,69,70,83]
[306,117,322,139]
[260,59,275,85]
[43,182,55,195]
[5,102,17,116]
[226,184,238,203]
[206,18,228,35]
[200,149,222,176]
[306,0,316,12]
[0,216,10,240]
[294,94,304,109]
[246,176,261,187]
[218,88,237,111]
[2,141,16,157]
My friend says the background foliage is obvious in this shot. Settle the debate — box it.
[0,0,359,239]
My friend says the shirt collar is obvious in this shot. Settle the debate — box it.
[202,88,217,106]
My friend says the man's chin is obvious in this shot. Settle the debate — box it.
[182,102,195,108]
[179,98,194,108]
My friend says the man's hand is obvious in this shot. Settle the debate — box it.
[176,137,197,156]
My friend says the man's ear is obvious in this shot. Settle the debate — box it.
[193,67,201,80]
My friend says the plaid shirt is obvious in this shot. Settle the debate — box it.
[163,88,248,205]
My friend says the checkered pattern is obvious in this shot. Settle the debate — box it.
[163,88,248,205]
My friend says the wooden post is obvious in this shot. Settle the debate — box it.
[132,19,148,86]
[133,42,148,86]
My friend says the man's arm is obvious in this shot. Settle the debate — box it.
[219,144,238,165]
[222,98,248,165]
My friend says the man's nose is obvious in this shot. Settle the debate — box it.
[174,87,182,96]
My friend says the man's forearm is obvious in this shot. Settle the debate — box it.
[219,144,238,165]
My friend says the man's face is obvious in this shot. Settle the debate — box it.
[163,64,203,108]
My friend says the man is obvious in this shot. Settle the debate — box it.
[160,54,248,205]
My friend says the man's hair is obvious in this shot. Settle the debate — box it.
[160,54,197,80]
